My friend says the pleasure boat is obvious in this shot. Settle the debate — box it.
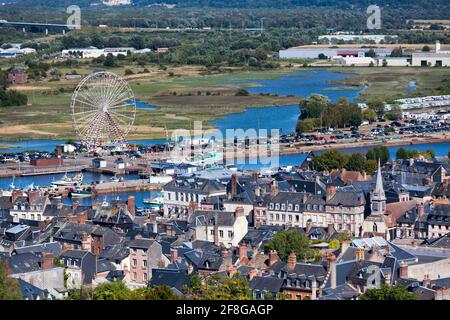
[69,187,92,198]
[143,194,164,209]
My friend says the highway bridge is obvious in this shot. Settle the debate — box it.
[0,20,78,33]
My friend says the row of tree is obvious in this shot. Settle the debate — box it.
[297,95,363,133]
[311,147,390,173]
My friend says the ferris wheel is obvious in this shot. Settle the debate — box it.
[70,71,136,148]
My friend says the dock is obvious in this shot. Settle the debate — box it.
[93,179,163,195]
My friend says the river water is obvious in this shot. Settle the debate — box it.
[1,69,449,180]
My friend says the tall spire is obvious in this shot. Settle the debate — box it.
[374,159,386,200]
[371,159,386,215]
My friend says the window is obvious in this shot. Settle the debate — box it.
[167,193,171,200]
[132,259,137,267]
[295,205,299,211]
[269,203,274,210]
[288,215,293,222]
[219,230,224,238]
[143,260,147,267]
[133,272,137,281]
[270,214,274,221]
[281,214,285,222]
[296,215,300,222]
[210,230,214,235]
[228,231,233,238]
[276,214,280,221]
[281,204,286,210]
[143,273,148,281]
[37,215,41,221]
[275,204,280,210]
[31,214,35,220]
[288,204,293,211]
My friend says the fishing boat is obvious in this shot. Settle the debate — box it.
[70,187,92,198]
[110,175,124,182]
[52,173,84,186]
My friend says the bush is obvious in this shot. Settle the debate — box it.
[235,89,250,96]
[124,69,134,75]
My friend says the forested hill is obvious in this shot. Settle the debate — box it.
[10,0,450,9]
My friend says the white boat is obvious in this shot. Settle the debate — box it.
[143,194,164,208]
[70,187,92,198]
[52,173,83,186]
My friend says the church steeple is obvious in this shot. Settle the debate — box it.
[371,159,386,215]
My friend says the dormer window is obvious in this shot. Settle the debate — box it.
[269,203,274,210]
[295,205,299,211]
[281,204,286,210]
[288,204,293,211]
[275,203,280,210]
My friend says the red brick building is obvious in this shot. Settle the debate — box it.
[30,158,63,166]
[7,66,28,84]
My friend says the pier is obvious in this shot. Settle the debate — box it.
[93,179,163,195]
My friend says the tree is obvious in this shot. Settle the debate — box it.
[366,146,389,165]
[296,118,319,133]
[0,260,22,300]
[345,153,368,173]
[359,285,417,300]
[385,105,402,120]
[390,47,403,57]
[103,53,117,67]
[367,99,385,117]
[426,148,436,158]
[93,281,132,300]
[300,94,330,119]
[264,229,311,261]
[311,149,348,172]
[363,108,377,122]
[422,45,431,52]
[185,274,252,300]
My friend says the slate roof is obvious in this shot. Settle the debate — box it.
[151,268,190,291]
[163,176,227,195]
[13,242,62,257]
[18,279,51,300]
[1,252,42,274]
[427,204,450,226]
[60,249,90,260]
[249,276,284,293]
[189,210,237,227]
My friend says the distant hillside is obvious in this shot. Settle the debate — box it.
[11,0,450,9]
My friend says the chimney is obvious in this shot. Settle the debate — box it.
[311,276,317,300]
[287,252,297,271]
[28,191,39,204]
[248,268,258,281]
[268,250,279,267]
[306,220,312,233]
[341,240,350,253]
[327,253,337,289]
[231,173,238,196]
[235,206,245,218]
[41,252,54,270]
[418,203,425,219]
[423,274,431,288]
[228,266,237,277]
[238,243,248,261]
[327,224,334,237]
[384,270,391,287]
[213,212,219,246]
[170,248,178,263]
[399,261,408,279]
[80,231,91,252]
[326,185,336,202]
[222,249,233,267]
[255,187,261,197]
[355,247,365,261]
[436,40,441,53]
[11,190,22,203]
[127,196,135,217]
[271,180,279,196]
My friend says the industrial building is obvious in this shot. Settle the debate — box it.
[279,46,392,59]
[411,41,450,67]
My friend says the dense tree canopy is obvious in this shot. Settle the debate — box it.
[264,229,311,261]
[359,285,417,300]
[185,274,252,300]
[0,261,22,300]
